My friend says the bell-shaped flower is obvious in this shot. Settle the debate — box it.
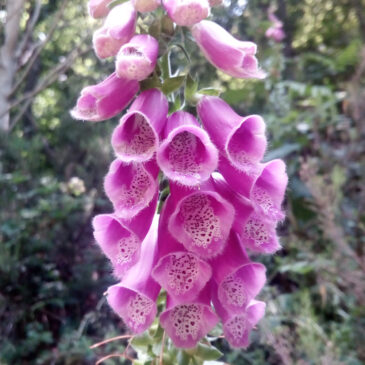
[152,195,212,302]
[160,285,219,348]
[212,284,266,348]
[104,159,159,219]
[70,73,139,122]
[168,183,235,258]
[210,232,266,315]
[132,0,161,13]
[116,35,159,81]
[198,95,266,174]
[250,159,287,221]
[157,111,218,186]
[88,0,111,18]
[266,12,285,42]
[111,89,168,163]
[92,194,157,278]
[192,20,265,79]
[107,216,161,334]
[93,1,137,59]
[163,0,210,26]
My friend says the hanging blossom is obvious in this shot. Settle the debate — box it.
[72,0,288,359]
[265,11,286,42]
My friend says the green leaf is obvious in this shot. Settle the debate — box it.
[197,88,222,96]
[279,261,314,275]
[170,95,182,113]
[161,76,186,95]
[131,333,153,350]
[184,74,198,102]
[177,350,191,365]
[162,15,175,36]
[140,75,162,91]
[195,343,223,361]
[108,0,128,9]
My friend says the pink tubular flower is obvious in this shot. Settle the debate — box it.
[156,111,218,186]
[163,0,210,26]
[93,1,137,59]
[107,216,161,334]
[198,96,267,194]
[88,0,111,18]
[168,182,235,258]
[251,159,288,221]
[104,159,159,219]
[266,12,285,42]
[92,194,157,278]
[160,285,219,348]
[210,232,266,315]
[132,0,161,12]
[111,88,168,163]
[152,196,212,302]
[192,20,266,79]
[212,283,266,348]
[70,73,139,122]
[116,35,159,81]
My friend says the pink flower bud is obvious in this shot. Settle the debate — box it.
[88,0,111,18]
[111,89,168,163]
[116,35,159,81]
[160,285,219,348]
[132,0,161,12]
[92,194,157,278]
[163,0,210,26]
[266,26,285,42]
[70,73,139,122]
[192,20,266,79]
[93,1,137,59]
[104,159,159,219]
[107,216,161,334]
[157,111,218,186]
[152,196,212,302]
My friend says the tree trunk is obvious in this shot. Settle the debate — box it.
[0,0,25,131]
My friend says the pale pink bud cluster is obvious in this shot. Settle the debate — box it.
[72,0,287,352]
[266,12,285,42]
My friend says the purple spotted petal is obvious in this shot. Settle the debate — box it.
[92,193,157,278]
[70,73,139,122]
[168,182,235,258]
[192,20,265,79]
[157,111,218,186]
[93,1,137,59]
[210,232,266,314]
[163,0,210,26]
[116,34,159,81]
[104,159,159,219]
[160,285,219,348]
[152,196,212,302]
[111,89,168,162]
[107,216,160,334]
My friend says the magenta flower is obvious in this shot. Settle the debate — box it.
[210,232,266,314]
[152,196,212,302]
[213,284,266,348]
[198,96,267,192]
[157,111,218,186]
[192,20,266,79]
[132,0,161,12]
[163,0,210,26]
[116,35,159,81]
[88,0,111,18]
[251,159,288,221]
[70,73,139,122]
[266,12,285,42]
[107,216,161,334]
[111,89,168,163]
[93,1,137,59]
[104,159,159,219]
[92,195,157,278]
[160,286,219,348]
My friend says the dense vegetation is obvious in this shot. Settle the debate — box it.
[1,0,364,363]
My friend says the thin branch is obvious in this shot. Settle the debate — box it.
[159,331,166,365]
[96,353,134,365]
[90,335,133,349]
[10,0,69,96]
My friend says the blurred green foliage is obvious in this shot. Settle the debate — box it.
[1,0,365,364]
